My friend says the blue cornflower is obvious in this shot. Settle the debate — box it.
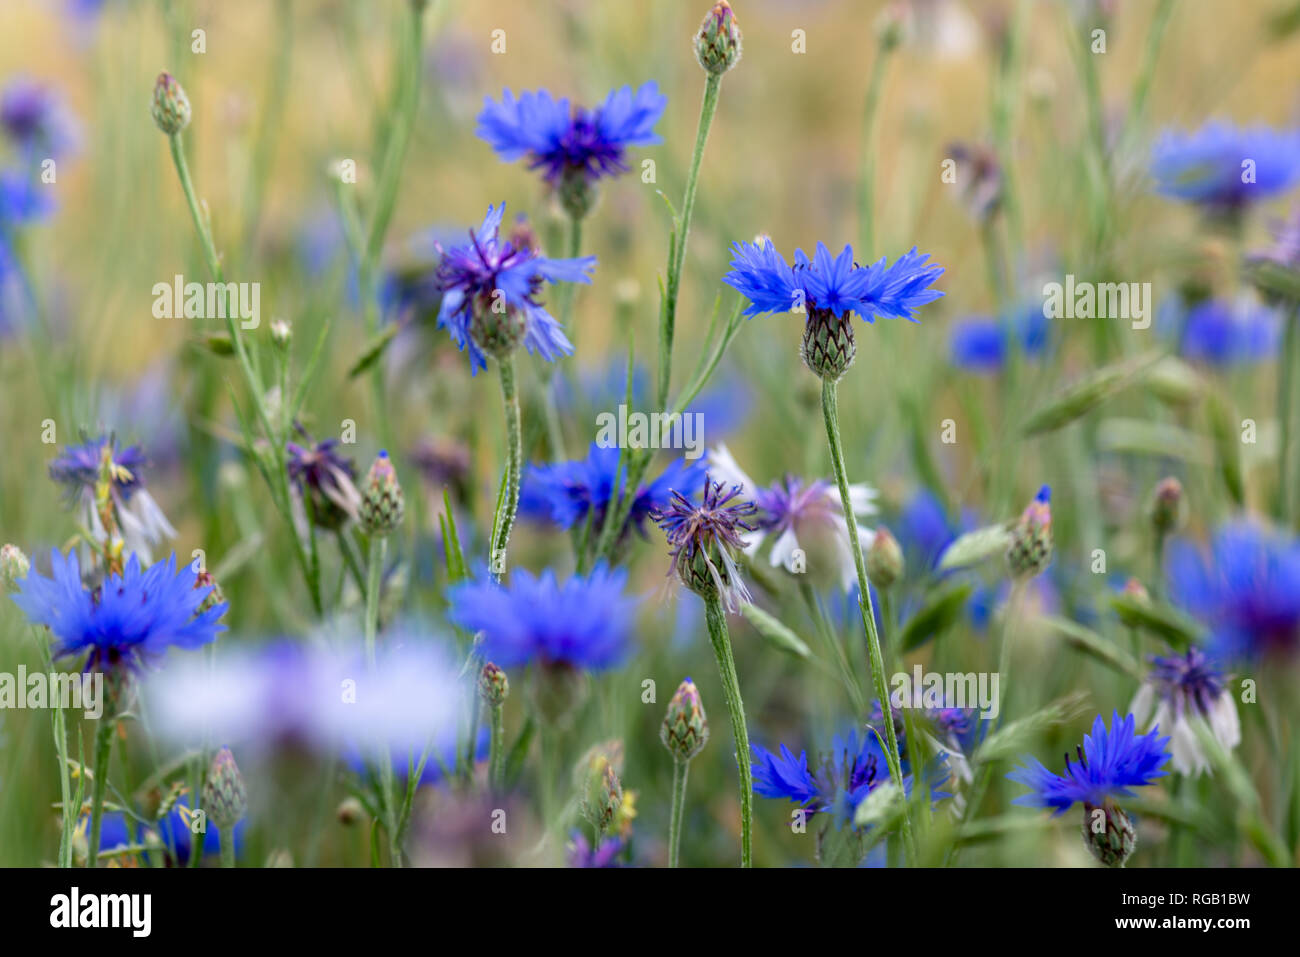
[567,831,624,868]
[1007,711,1170,814]
[154,799,245,865]
[11,549,227,673]
[1130,647,1240,776]
[433,203,595,373]
[1165,521,1300,661]
[723,239,944,323]
[49,435,177,562]
[1150,121,1300,212]
[519,441,706,540]
[476,82,665,189]
[1164,297,1281,365]
[651,474,758,611]
[752,726,936,830]
[1,77,80,159]
[948,304,1050,373]
[0,168,55,224]
[446,563,635,671]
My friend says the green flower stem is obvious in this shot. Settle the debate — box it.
[488,702,505,792]
[33,632,74,868]
[491,356,522,577]
[219,830,236,868]
[668,758,689,868]
[1122,0,1176,149]
[364,533,400,867]
[858,35,894,259]
[820,377,915,864]
[1278,305,1298,526]
[703,592,752,867]
[86,715,117,869]
[657,71,722,411]
[539,216,584,460]
[166,132,321,615]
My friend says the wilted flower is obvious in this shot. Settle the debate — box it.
[1150,121,1300,213]
[286,426,361,530]
[651,474,758,611]
[1130,648,1240,776]
[946,141,1002,222]
[433,203,595,372]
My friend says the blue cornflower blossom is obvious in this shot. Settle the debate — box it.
[519,441,706,540]
[49,435,177,562]
[1160,296,1281,365]
[752,726,939,829]
[567,831,624,867]
[476,82,665,189]
[0,168,56,224]
[1008,711,1170,814]
[85,803,244,865]
[11,549,227,673]
[433,203,595,373]
[651,474,758,611]
[1165,521,1300,661]
[724,239,944,323]
[948,304,1051,373]
[1,77,80,159]
[1150,121,1300,212]
[1130,647,1240,776]
[446,563,635,670]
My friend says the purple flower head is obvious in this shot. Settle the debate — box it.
[520,441,706,540]
[1151,121,1300,212]
[446,563,636,671]
[477,82,665,187]
[1130,647,1240,776]
[286,425,361,529]
[1007,711,1170,814]
[723,238,944,323]
[1165,521,1300,661]
[1,77,80,159]
[433,203,595,373]
[11,549,227,673]
[0,168,56,225]
[651,474,758,610]
[567,831,624,867]
[948,304,1051,373]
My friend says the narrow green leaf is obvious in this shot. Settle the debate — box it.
[740,602,812,659]
[346,322,398,379]
[1043,615,1145,679]
[1021,351,1164,435]
[937,524,1012,572]
[899,581,974,651]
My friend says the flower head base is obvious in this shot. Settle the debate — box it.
[1007,711,1170,815]
[478,662,510,707]
[359,450,405,537]
[651,474,758,611]
[1130,647,1240,776]
[446,563,635,671]
[11,549,227,677]
[434,203,594,373]
[476,83,666,218]
[151,72,191,135]
[0,543,30,593]
[695,1,743,76]
[202,746,247,831]
[1082,800,1137,868]
[1007,485,1052,579]
[661,677,709,763]
[1150,121,1300,215]
[723,240,944,380]
[286,427,361,530]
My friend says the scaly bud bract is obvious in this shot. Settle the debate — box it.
[866,526,905,589]
[359,450,405,537]
[151,72,191,135]
[202,746,247,831]
[695,1,743,76]
[1007,485,1052,579]
[479,661,510,707]
[660,677,710,763]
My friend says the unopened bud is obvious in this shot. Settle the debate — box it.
[359,450,405,537]
[336,796,364,826]
[660,677,709,763]
[1007,485,1052,579]
[0,544,30,592]
[695,1,743,75]
[479,662,510,707]
[866,527,905,589]
[151,72,191,135]
[270,319,292,351]
[201,746,247,831]
[1149,477,1185,536]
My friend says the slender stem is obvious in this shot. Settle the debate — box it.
[703,592,752,867]
[658,72,722,411]
[858,39,893,259]
[86,716,116,868]
[668,758,689,868]
[219,830,236,868]
[364,534,399,866]
[492,356,522,578]
[488,702,505,792]
[820,377,915,864]
[1278,307,1298,525]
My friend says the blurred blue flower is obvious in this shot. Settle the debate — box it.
[1165,521,1300,661]
[1,77,80,159]
[567,831,624,867]
[434,203,594,373]
[723,239,944,322]
[1130,647,1240,776]
[0,168,55,224]
[446,564,636,670]
[1151,121,1300,211]
[477,82,665,186]
[1008,711,1170,813]
[519,441,705,539]
[12,550,226,673]
[948,304,1050,373]
[154,799,245,865]
[1167,297,1281,365]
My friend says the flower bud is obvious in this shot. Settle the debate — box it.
[194,569,225,616]
[202,746,247,831]
[479,661,510,707]
[336,796,364,826]
[695,1,743,76]
[660,677,709,763]
[359,450,405,537]
[151,72,191,135]
[1081,800,1136,868]
[579,753,624,837]
[1006,485,1052,579]
[0,543,30,592]
[801,309,857,382]
[866,527,905,589]
[270,319,292,351]
[1149,477,1185,536]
